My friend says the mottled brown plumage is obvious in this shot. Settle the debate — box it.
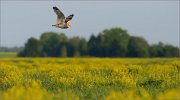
[52,6,74,29]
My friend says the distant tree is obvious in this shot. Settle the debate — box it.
[163,45,179,57]
[40,32,67,57]
[88,34,105,57]
[20,37,42,57]
[60,45,67,57]
[88,34,99,56]
[58,34,68,57]
[18,50,25,57]
[96,34,106,56]
[126,36,149,57]
[79,38,88,56]
[102,28,130,57]
[88,28,130,57]
[0,46,23,52]
[67,37,81,57]
[149,42,180,57]
[40,32,59,57]
[149,42,164,57]
[18,28,180,58]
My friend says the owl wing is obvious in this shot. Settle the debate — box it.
[53,6,65,24]
[65,14,74,23]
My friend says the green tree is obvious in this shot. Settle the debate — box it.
[88,34,99,56]
[60,45,67,57]
[40,32,68,57]
[88,34,105,57]
[102,28,130,57]
[19,28,179,58]
[163,45,179,57]
[67,37,81,57]
[88,28,130,57]
[22,37,42,57]
[149,42,179,57]
[126,36,149,57]
[96,34,106,56]
[79,38,88,56]
[149,42,164,57]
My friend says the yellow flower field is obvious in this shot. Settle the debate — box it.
[0,58,180,100]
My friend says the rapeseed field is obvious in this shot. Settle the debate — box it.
[0,58,179,100]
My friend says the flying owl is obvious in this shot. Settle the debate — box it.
[52,6,74,29]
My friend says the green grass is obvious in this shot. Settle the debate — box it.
[0,52,17,58]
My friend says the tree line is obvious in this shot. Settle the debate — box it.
[18,27,180,57]
[0,46,23,52]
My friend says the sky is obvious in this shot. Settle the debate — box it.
[0,1,179,47]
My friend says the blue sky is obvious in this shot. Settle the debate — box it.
[1,1,179,47]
